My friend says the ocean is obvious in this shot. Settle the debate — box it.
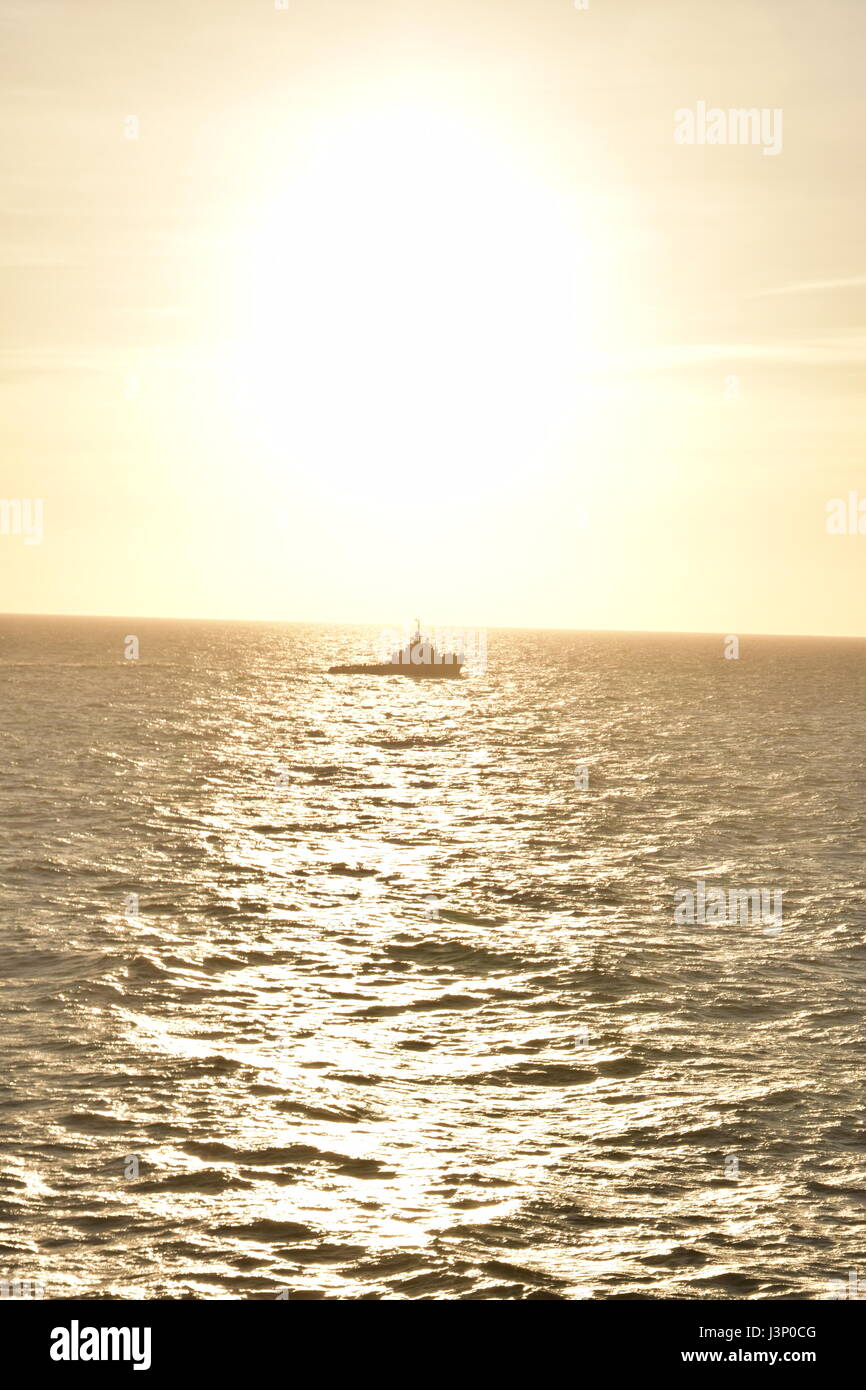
[2,614,865,1300]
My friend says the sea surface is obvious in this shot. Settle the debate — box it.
[2,615,865,1300]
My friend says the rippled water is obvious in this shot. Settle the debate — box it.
[2,615,865,1300]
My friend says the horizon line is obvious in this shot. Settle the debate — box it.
[1,610,865,643]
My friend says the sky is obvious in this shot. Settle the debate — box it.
[2,0,866,635]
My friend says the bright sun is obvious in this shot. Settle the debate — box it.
[227,100,612,514]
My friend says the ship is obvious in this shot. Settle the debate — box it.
[328,620,464,679]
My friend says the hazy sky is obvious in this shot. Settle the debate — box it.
[2,0,866,634]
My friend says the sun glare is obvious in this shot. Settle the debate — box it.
[226,101,613,515]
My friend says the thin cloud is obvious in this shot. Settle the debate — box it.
[756,274,866,297]
[602,336,866,370]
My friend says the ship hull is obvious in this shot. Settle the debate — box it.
[328,663,463,679]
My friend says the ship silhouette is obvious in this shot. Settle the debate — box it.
[328,620,464,679]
